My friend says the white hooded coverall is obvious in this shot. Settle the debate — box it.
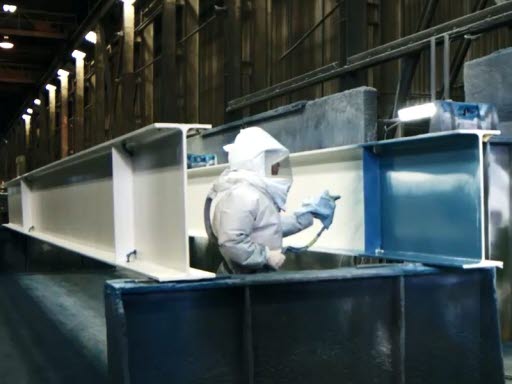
[210,127,313,274]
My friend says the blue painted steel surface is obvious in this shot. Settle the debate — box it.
[105,265,504,383]
[363,148,381,252]
[487,139,512,340]
[361,131,489,266]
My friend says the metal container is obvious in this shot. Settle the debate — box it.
[105,264,504,384]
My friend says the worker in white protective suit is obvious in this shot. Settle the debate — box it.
[206,127,338,274]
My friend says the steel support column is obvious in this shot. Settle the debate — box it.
[94,24,106,144]
[24,115,31,171]
[341,0,368,90]
[73,52,86,153]
[15,121,26,177]
[141,20,154,125]
[224,0,242,121]
[430,37,436,102]
[21,115,31,152]
[58,71,69,158]
[160,0,178,122]
[251,0,270,114]
[443,34,450,100]
[38,90,48,167]
[159,0,178,121]
[46,84,57,162]
[121,1,136,134]
[184,0,199,123]
[444,0,489,94]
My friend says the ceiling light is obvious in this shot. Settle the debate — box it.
[0,36,13,49]
[26,108,33,114]
[85,31,97,44]
[34,99,41,106]
[45,84,56,91]
[2,4,16,13]
[398,103,437,122]
[57,69,69,77]
[71,49,86,60]
[22,114,30,121]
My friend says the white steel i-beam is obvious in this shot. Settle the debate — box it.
[5,123,213,281]
[5,127,501,279]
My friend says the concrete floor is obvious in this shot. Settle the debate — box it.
[504,343,512,381]
[0,227,141,383]
[0,270,136,384]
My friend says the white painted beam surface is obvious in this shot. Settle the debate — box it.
[187,145,365,254]
[5,123,214,281]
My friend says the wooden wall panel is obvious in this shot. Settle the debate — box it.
[4,0,512,178]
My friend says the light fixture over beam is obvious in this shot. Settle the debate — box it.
[398,103,437,122]
[85,31,97,44]
[2,4,16,13]
[0,36,13,49]
[71,50,86,60]
[57,69,69,78]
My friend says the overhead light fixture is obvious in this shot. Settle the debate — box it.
[26,108,33,115]
[22,114,30,121]
[0,36,13,49]
[85,31,97,44]
[45,84,56,91]
[398,103,437,122]
[57,69,69,77]
[34,98,41,106]
[2,4,16,13]
[71,49,86,60]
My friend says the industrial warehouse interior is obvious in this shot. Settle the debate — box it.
[1,0,512,383]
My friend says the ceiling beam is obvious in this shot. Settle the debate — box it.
[0,60,44,70]
[0,67,39,84]
[0,27,66,39]
[0,83,30,93]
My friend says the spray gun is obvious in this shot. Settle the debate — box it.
[284,191,340,254]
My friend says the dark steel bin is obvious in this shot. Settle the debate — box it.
[105,264,504,383]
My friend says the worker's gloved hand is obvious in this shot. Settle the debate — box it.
[266,248,286,270]
[297,190,340,229]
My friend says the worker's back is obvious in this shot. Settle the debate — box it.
[212,181,282,274]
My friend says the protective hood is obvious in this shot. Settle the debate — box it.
[221,127,292,210]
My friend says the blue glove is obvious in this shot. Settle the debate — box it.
[296,190,340,229]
